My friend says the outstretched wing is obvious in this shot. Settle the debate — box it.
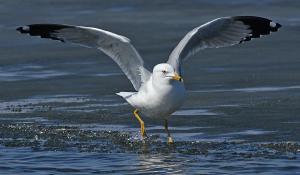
[17,24,151,91]
[167,16,282,75]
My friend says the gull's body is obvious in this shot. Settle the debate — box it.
[17,16,281,143]
[118,64,186,119]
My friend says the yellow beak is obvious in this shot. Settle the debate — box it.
[172,73,183,82]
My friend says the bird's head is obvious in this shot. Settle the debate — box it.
[152,63,183,84]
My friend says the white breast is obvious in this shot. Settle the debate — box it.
[129,78,186,119]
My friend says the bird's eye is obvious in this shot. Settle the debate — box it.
[162,70,167,74]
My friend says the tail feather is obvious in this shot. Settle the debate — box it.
[116,92,137,107]
[116,92,136,99]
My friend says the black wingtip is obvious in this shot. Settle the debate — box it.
[16,26,29,33]
[269,21,282,32]
[276,22,282,29]
[16,24,73,42]
[233,16,281,43]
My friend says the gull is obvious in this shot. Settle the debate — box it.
[17,16,281,143]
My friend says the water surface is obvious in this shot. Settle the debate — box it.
[0,0,300,174]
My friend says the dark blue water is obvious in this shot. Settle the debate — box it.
[0,0,300,174]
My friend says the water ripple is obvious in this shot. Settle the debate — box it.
[173,109,218,116]
[0,95,124,114]
[0,65,69,81]
[191,85,300,93]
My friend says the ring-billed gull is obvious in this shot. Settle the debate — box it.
[17,16,281,143]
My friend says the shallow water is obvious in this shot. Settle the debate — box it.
[1,0,300,174]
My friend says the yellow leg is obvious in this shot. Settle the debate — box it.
[133,109,147,138]
[164,119,174,144]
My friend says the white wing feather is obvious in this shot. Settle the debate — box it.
[17,24,151,91]
[167,16,281,75]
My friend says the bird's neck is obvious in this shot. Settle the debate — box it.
[151,77,174,92]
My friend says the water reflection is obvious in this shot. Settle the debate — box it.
[137,153,186,174]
